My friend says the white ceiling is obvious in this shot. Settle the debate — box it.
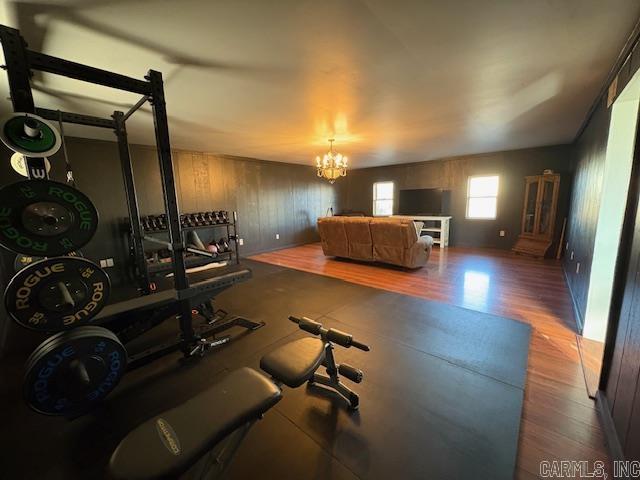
[0,0,638,168]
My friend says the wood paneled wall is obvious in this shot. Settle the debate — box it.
[342,145,573,251]
[0,137,342,356]
[565,29,640,460]
[563,104,611,328]
[128,144,340,256]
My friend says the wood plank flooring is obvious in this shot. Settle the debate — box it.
[250,243,611,479]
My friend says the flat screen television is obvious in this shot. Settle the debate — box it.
[398,188,449,215]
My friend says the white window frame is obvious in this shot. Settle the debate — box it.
[466,175,499,220]
[373,181,394,216]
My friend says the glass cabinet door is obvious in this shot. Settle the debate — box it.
[538,177,556,236]
[523,178,538,234]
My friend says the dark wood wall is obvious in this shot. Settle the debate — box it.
[563,104,611,328]
[564,27,640,460]
[129,144,341,257]
[606,187,640,459]
[0,137,342,356]
[342,145,573,251]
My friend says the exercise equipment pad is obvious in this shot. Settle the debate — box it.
[260,337,326,388]
[109,367,281,479]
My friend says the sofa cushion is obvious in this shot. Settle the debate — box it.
[370,219,418,266]
[343,217,373,260]
[317,217,348,257]
[370,218,418,248]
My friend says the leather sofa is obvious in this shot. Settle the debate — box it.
[317,216,433,268]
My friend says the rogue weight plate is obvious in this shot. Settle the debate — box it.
[10,152,51,177]
[24,326,127,416]
[5,257,110,332]
[14,249,83,272]
[0,180,98,256]
[0,112,62,157]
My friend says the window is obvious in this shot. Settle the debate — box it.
[466,175,499,219]
[373,181,394,216]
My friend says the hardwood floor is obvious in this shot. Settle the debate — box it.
[250,243,610,479]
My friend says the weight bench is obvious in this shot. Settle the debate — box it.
[109,368,281,480]
[110,316,369,479]
[261,316,370,409]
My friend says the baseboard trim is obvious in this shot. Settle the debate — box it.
[595,390,625,462]
[243,240,318,257]
[563,265,584,333]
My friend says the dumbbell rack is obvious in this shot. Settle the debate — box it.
[133,211,241,278]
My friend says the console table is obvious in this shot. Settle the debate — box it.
[390,215,452,247]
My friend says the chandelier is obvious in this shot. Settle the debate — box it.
[316,138,347,184]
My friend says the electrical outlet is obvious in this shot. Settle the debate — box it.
[276,234,280,240]
[570,251,574,260]
[239,238,244,246]
[576,262,580,274]
[100,258,114,268]
[499,230,505,237]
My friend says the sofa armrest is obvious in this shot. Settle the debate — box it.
[417,235,433,250]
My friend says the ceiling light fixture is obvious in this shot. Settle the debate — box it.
[316,138,347,184]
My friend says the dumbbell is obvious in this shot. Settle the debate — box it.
[147,215,158,231]
[206,240,219,256]
[218,238,230,252]
[220,211,229,224]
[157,214,167,230]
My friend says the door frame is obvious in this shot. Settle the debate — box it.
[600,106,640,389]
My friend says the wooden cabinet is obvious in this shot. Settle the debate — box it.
[513,173,560,257]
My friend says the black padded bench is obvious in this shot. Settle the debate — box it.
[261,316,369,409]
[260,337,326,387]
[109,316,368,479]
[109,368,281,480]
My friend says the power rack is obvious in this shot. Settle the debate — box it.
[0,25,263,366]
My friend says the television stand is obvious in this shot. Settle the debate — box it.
[390,215,451,247]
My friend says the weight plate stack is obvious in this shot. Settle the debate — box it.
[0,180,99,256]
[4,257,110,332]
[24,326,127,416]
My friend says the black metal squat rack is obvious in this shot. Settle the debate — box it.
[0,25,261,366]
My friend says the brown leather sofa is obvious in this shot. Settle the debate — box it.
[317,216,433,268]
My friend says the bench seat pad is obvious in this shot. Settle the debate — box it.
[260,337,325,387]
[109,367,281,480]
